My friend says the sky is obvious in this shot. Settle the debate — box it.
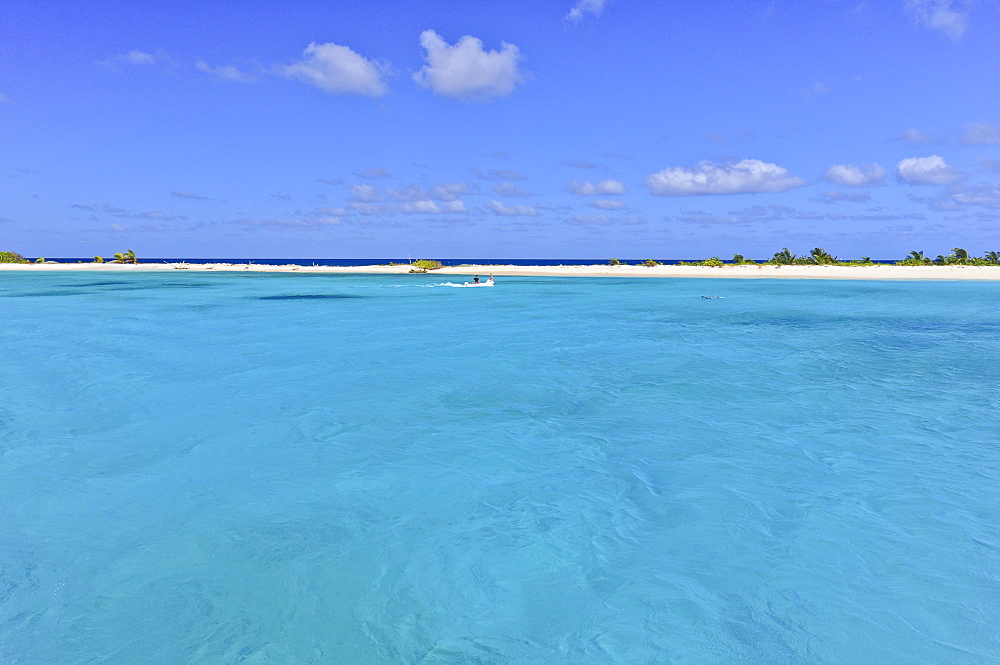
[1,0,999,259]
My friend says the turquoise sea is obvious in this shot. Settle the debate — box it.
[1,271,998,664]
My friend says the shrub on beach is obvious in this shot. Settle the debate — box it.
[35,257,45,263]
[0,251,29,263]
[94,256,105,263]
[412,259,443,270]
[642,259,660,267]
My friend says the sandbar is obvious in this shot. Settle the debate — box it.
[2,262,999,280]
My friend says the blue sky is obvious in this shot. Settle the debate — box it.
[2,0,998,259]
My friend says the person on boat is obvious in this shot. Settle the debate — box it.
[472,275,480,283]
[487,274,494,284]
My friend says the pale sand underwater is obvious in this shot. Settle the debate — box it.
[4,262,1000,280]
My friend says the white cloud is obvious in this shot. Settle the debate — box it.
[905,0,970,41]
[566,214,615,226]
[591,199,627,210]
[562,159,602,169]
[977,157,1000,173]
[825,163,885,186]
[796,81,831,98]
[567,179,627,195]
[349,184,381,202]
[100,49,162,70]
[566,0,607,22]
[472,168,527,180]
[897,155,965,185]
[196,60,254,82]
[388,183,469,202]
[960,122,1000,146]
[122,50,156,65]
[171,190,209,200]
[487,200,539,216]
[492,182,532,197]
[413,30,524,101]
[354,167,390,179]
[819,191,873,204]
[401,200,467,214]
[950,183,1000,208]
[645,159,805,196]
[282,42,387,97]
[895,128,938,143]
[0,93,9,104]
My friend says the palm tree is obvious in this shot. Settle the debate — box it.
[809,247,836,264]
[984,251,1000,265]
[952,248,969,264]
[125,249,137,264]
[907,250,925,262]
[113,252,126,263]
[770,248,795,265]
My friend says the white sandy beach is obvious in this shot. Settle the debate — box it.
[3,261,1000,280]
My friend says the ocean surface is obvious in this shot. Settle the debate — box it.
[1,271,997,664]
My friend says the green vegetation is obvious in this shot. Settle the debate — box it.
[111,249,138,264]
[0,251,29,263]
[94,256,105,263]
[608,258,620,265]
[412,259,443,270]
[35,257,46,263]
[642,259,660,267]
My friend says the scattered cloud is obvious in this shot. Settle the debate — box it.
[562,159,603,169]
[317,178,344,186]
[196,60,256,82]
[342,181,471,215]
[796,81,831,98]
[818,191,873,204]
[566,214,615,226]
[171,190,209,200]
[228,217,339,230]
[707,130,754,144]
[353,167,391,179]
[487,200,539,216]
[492,182,533,197]
[825,163,886,186]
[950,183,1000,208]
[960,121,1000,146]
[271,192,292,201]
[0,216,13,224]
[567,179,627,195]
[976,157,1000,173]
[471,167,527,180]
[897,155,965,184]
[905,0,971,41]
[282,42,388,97]
[413,30,525,101]
[100,49,159,70]
[894,128,939,144]
[591,199,627,210]
[645,159,805,196]
[566,0,608,22]
[349,183,382,202]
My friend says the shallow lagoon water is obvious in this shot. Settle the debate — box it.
[1,271,998,664]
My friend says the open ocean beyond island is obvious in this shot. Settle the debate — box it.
[1,271,997,664]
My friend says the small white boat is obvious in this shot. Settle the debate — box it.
[460,278,494,287]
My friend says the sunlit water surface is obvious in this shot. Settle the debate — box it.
[1,272,998,664]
